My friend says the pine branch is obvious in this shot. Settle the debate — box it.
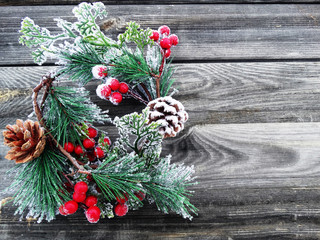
[5,146,70,223]
[92,153,149,202]
[143,156,198,220]
[43,85,109,146]
[57,40,105,85]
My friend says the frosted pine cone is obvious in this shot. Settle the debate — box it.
[147,96,188,138]
[3,119,46,164]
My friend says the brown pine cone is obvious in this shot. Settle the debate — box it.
[3,119,46,164]
[147,96,188,138]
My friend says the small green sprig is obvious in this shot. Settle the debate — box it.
[118,21,153,50]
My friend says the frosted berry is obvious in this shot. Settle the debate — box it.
[73,191,86,203]
[86,206,101,223]
[160,38,172,49]
[116,193,128,204]
[92,65,108,79]
[168,34,179,46]
[164,49,171,58]
[150,31,160,41]
[135,191,146,201]
[94,147,104,159]
[88,127,98,138]
[107,78,120,91]
[59,205,68,216]
[74,181,88,194]
[83,138,95,149]
[86,174,93,182]
[114,203,128,217]
[64,142,74,153]
[85,195,98,207]
[118,82,129,94]
[74,145,84,155]
[64,200,78,215]
[102,137,111,146]
[158,25,170,36]
[110,92,123,105]
[100,85,112,98]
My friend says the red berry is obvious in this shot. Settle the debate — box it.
[86,206,101,223]
[110,92,122,104]
[164,49,171,58]
[88,127,98,138]
[158,25,170,36]
[160,38,172,49]
[114,203,128,217]
[134,191,146,201]
[100,85,112,98]
[116,193,128,204]
[63,200,78,215]
[96,186,102,193]
[74,145,84,155]
[59,205,68,215]
[64,142,74,153]
[168,34,179,46]
[74,181,88,194]
[92,65,108,79]
[85,195,98,207]
[83,138,95,149]
[150,31,160,41]
[73,191,86,202]
[103,137,111,146]
[86,152,96,162]
[107,78,120,91]
[94,147,104,159]
[118,82,129,94]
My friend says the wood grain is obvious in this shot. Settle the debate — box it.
[2,4,320,64]
[1,61,320,128]
[1,122,320,239]
[1,0,320,6]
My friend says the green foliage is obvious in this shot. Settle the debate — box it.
[160,59,177,97]
[72,2,118,48]
[118,21,153,50]
[43,86,109,146]
[92,153,149,201]
[7,147,69,223]
[144,156,197,220]
[57,40,105,85]
[19,17,64,64]
[113,108,163,167]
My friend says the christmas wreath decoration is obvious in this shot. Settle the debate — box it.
[2,2,197,223]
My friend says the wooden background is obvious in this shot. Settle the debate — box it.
[1,1,320,239]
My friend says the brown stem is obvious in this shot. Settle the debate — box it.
[140,83,152,102]
[33,75,91,175]
[128,89,148,105]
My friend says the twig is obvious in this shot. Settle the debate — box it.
[33,75,91,175]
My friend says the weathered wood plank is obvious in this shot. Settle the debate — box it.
[1,0,320,6]
[2,4,320,65]
[1,122,320,239]
[1,61,320,127]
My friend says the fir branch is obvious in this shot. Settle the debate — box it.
[43,85,109,146]
[92,153,149,201]
[118,21,153,50]
[160,58,177,97]
[143,156,198,220]
[57,40,105,85]
[6,147,70,223]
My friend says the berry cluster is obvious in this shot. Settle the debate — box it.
[150,25,179,58]
[63,125,111,164]
[96,78,129,105]
[59,181,101,223]
[114,191,146,217]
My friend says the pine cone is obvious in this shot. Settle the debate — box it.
[147,96,188,138]
[3,119,46,164]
